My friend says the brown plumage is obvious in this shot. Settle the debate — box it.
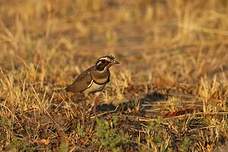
[65,55,119,95]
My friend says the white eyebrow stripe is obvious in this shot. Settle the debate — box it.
[98,57,112,62]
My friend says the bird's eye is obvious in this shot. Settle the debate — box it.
[96,59,110,71]
[101,60,110,64]
[96,60,106,66]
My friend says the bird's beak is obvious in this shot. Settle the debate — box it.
[113,60,120,64]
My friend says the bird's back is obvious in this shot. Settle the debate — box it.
[65,66,94,93]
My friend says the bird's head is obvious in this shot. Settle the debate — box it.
[95,55,119,71]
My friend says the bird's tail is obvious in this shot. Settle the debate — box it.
[65,84,74,92]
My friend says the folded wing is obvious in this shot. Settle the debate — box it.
[65,67,93,93]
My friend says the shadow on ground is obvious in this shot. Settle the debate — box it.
[96,91,168,113]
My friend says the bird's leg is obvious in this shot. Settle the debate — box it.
[88,93,100,113]
[93,95,100,113]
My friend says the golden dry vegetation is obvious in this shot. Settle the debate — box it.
[0,0,228,151]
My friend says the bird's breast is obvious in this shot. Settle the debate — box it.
[91,70,110,84]
[84,81,106,95]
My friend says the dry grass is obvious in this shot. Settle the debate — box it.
[0,0,228,151]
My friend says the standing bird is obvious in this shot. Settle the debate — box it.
[65,55,119,110]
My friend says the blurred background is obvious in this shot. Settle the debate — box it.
[0,0,227,86]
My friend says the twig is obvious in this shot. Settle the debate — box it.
[138,111,228,122]
[90,105,119,119]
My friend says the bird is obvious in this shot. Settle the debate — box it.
[65,55,119,110]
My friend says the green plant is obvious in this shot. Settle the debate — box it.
[95,117,128,151]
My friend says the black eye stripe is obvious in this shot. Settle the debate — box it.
[96,59,110,71]
[95,55,116,71]
[99,59,110,63]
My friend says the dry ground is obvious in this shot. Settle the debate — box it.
[0,0,228,151]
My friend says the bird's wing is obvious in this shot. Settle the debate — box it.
[65,67,94,93]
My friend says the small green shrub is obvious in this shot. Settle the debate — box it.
[95,117,128,151]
